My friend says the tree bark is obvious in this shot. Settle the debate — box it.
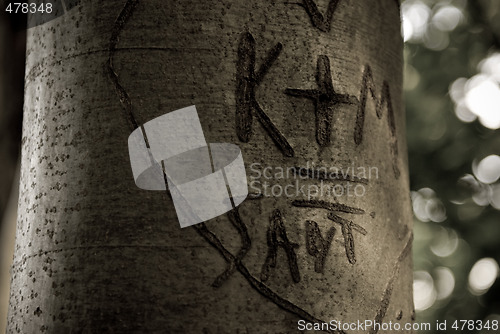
[8,0,413,333]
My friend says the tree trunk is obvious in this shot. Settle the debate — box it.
[8,0,413,333]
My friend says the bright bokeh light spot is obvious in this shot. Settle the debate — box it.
[430,227,459,257]
[468,258,499,295]
[432,5,463,32]
[414,271,436,311]
[402,16,414,42]
[449,77,467,103]
[458,173,492,207]
[434,267,455,300]
[402,1,431,42]
[472,184,491,207]
[450,53,500,128]
[455,101,477,123]
[425,198,447,222]
[450,78,478,122]
[490,184,500,210]
[411,188,447,223]
[474,155,500,184]
[465,76,500,129]
[423,26,449,50]
[479,53,500,82]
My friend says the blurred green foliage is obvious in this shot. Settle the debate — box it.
[404,0,500,331]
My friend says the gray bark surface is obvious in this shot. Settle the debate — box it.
[8,0,413,333]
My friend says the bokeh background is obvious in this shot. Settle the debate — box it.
[403,0,500,331]
[1,0,500,332]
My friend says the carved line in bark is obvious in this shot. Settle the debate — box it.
[327,212,367,264]
[155,147,331,329]
[106,0,141,131]
[292,199,365,215]
[194,222,342,334]
[294,0,400,32]
[369,232,413,334]
[211,207,251,288]
[305,220,336,273]
[292,199,366,264]
[286,55,357,146]
[354,65,400,179]
[297,0,342,33]
[10,244,189,269]
[26,47,214,88]
[261,209,301,283]
[236,32,295,157]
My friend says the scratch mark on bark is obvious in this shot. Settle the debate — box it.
[27,46,216,87]
[354,65,400,178]
[261,209,301,283]
[236,32,295,157]
[211,207,251,288]
[293,0,400,31]
[160,177,337,331]
[369,232,413,334]
[106,0,141,131]
[292,199,365,215]
[296,0,342,32]
[327,212,366,264]
[286,55,356,146]
[305,220,336,273]
[292,200,366,264]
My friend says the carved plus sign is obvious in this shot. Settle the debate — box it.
[286,55,357,146]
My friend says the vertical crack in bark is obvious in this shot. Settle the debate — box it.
[369,232,413,334]
[106,0,141,131]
